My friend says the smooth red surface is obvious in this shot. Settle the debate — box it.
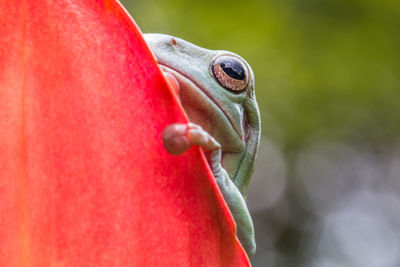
[0,0,250,266]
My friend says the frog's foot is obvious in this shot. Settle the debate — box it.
[162,122,220,155]
[162,122,224,182]
[162,122,256,258]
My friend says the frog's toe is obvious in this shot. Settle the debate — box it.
[186,123,220,151]
[162,123,191,155]
[163,123,221,155]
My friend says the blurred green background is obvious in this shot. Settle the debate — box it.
[121,0,400,266]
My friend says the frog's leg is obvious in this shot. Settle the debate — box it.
[163,123,256,258]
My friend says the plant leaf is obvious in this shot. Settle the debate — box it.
[0,0,250,266]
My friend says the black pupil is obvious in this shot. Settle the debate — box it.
[219,58,245,80]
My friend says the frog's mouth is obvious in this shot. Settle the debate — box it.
[160,65,245,151]
[159,65,248,182]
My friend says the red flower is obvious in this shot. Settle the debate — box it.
[0,1,250,266]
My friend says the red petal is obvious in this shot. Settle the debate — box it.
[0,0,250,266]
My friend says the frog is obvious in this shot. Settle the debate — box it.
[144,34,261,259]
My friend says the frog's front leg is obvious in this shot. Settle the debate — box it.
[163,123,256,258]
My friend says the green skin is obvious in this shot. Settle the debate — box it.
[144,34,261,258]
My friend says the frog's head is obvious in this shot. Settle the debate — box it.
[144,34,260,196]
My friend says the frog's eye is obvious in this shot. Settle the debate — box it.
[212,55,248,93]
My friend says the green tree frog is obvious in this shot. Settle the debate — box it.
[144,34,261,258]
